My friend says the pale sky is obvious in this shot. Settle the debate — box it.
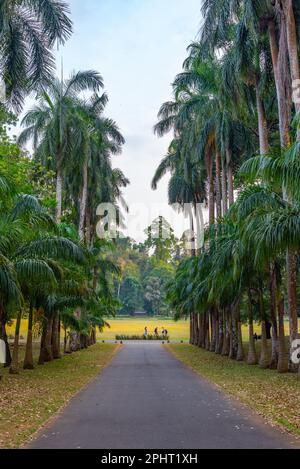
[22,0,203,241]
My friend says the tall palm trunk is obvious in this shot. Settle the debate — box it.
[214,310,220,354]
[55,165,63,224]
[277,293,289,373]
[229,304,238,360]
[190,313,194,345]
[207,153,215,226]
[258,288,269,369]
[247,291,257,365]
[226,149,234,206]
[235,301,244,362]
[205,311,210,351]
[221,310,230,356]
[269,17,298,371]
[85,205,91,247]
[269,265,279,369]
[210,311,216,352]
[268,19,291,148]
[51,314,61,359]
[287,251,299,371]
[255,79,269,155]
[215,151,222,219]
[284,0,300,114]
[39,318,54,364]
[194,314,199,345]
[199,314,204,348]
[9,310,22,374]
[221,156,228,215]
[64,326,68,354]
[284,0,300,140]
[24,303,34,370]
[216,310,223,354]
[79,159,88,242]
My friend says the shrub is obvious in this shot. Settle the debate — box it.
[115,334,169,341]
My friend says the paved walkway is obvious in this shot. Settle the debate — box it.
[29,343,298,449]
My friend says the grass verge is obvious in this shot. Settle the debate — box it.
[167,344,300,437]
[0,343,119,448]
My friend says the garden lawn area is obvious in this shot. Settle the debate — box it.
[0,343,119,449]
[7,318,300,343]
[168,344,300,437]
[98,318,190,341]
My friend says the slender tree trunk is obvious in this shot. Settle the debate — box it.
[64,327,67,354]
[194,314,198,345]
[221,310,230,356]
[221,156,228,215]
[39,318,53,364]
[51,314,61,359]
[191,313,195,345]
[196,314,200,347]
[229,302,239,360]
[9,310,22,374]
[214,310,220,354]
[215,151,222,219]
[269,265,279,369]
[259,320,269,369]
[205,312,210,351]
[79,160,88,242]
[259,289,269,369]
[216,310,223,354]
[199,315,204,348]
[268,19,291,148]
[55,165,63,224]
[23,303,34,370]
[247,292,257,365]
[226,149,234,206]
[287,250,299,372]
[208,155,215,226]
[277,293,289,373]
[255,79,269,155]
[236,300,244,362]
[284,0,300,114]
[210,311,216,352]
[284,0,300,139]
[229,310,237,359]
[86,205,91,247]
[269,16,298,372]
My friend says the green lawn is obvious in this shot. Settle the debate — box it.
[0,343,119,449]
[9,318,300,343]
[168,344,300,438]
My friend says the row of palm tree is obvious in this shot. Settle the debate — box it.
[18,70,127,242]
[0,1,127,377]
[0,175,120,376]
[153,0,300,375]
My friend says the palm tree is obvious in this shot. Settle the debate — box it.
[0,0,72,110]
[18,70,104,223]
[65,93,125,241]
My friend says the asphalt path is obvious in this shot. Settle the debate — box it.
[29,343,299,449]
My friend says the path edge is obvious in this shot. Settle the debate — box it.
[21,344,122,449]
[165,344,300,445]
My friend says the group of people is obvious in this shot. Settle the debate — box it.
[144,327,168,338]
